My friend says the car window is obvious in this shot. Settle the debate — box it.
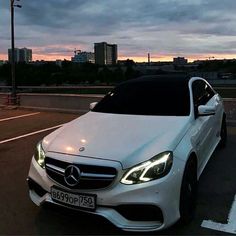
[93,80,190,116]
[192,80,215,106]
[205,83,216,99]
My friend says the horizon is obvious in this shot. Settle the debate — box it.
[1,51,236,63]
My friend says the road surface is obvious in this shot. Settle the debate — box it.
[0,108,236,235]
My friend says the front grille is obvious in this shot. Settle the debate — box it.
[45,157,117,190]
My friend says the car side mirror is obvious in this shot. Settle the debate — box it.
[198,105,216,116]
[90,102,98,110]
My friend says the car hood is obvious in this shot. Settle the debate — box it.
[44,112,190,169]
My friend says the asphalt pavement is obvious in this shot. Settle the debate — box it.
[0,108,236,235]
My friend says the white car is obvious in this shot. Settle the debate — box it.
[27,75,227,232]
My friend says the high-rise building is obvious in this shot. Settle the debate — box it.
[173,57,188,66]
[94,42,117,65]
[8,47,32,63]
[19,48,32,63]
[71,51,95,63]
[8,48,20,63]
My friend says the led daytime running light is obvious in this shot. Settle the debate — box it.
[121,152,173,185]
[34,141,46,168]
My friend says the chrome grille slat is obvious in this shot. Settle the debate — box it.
[46,164,65,174]
[80,172,116,179]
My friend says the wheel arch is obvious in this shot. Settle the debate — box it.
[178,151,198,224]
[222,112,226,121]
[184,152,198,180]
[187,152,198,170]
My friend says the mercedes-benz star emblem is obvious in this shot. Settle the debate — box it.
[64,165,81,187]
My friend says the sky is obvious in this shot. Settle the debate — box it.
[1,0,236,62]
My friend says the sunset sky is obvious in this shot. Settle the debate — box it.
[1,0,236,62]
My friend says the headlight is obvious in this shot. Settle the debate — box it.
[121,151,173,185]
[34,141,46,168]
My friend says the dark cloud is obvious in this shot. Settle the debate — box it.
[17,0,87,27]
[1,0,236,59]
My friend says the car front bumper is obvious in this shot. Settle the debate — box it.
[28,157,185,232]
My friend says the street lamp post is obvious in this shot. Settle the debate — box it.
[10,0,21,105]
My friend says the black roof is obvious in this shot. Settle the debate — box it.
[120,74,191,86]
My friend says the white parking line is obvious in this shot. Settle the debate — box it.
[0,112,40,122]
[201,194,236,234]
[0,124,63,145]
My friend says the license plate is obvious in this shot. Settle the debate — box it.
[51,187,96,210]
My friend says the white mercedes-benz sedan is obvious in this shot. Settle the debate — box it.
[27,75,227,232]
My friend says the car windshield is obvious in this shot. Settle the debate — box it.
[92,79,190,116]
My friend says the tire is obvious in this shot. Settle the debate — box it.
[218,116,227,148]
[179,159,198,225]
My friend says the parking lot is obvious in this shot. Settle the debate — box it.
[0,108,236,235]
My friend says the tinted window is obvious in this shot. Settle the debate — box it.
[192,80,215,106]
[93,80,190,116]
[205,83,216,98]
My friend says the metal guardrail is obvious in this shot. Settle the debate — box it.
[0,83,236,92]
[1,91,235,116]
[0,86,114,89]
[1,85,236,99]
[0,86,114,95]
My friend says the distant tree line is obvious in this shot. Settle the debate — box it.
[1,59,236,87]
[0,60,141,86]
[197,60,236,73]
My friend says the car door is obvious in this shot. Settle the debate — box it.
[191,80,216,168]
[203,82,222,144]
